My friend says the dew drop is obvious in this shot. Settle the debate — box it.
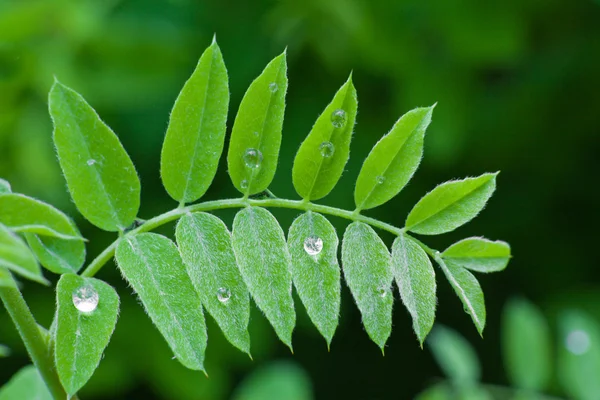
[376,175,385,184]
[331,109,347,128]
[269,82,278,93]
[377,287,388,298]
[87,159,97,166]
[72,285,99,313]
[566,329,591,355]
[303,235,323,256]
[319,141,335,158]
[241,179,249,190]
[217,287,231,303]
[243,148,263,169]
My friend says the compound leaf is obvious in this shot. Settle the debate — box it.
[227,52,287,195]
[232,207,295,350]
[115,233,207,371]
[427,325,481,384]
[0,224,47,285]
[341,222,393,350]
[176,212,250,355]
[0,179,11,194]
[443,237,511,273]
[355,106,434,210]
[405,173,498,235]
[49,80,141,231]
[55,274,119,396]
[0,366,52,400]
[292,75,357,200]
[287,211,340,347]
[161,38,229,204]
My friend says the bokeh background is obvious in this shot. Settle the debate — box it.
[1,0,600,398]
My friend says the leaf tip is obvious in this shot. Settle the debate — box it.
[211,32,217,44]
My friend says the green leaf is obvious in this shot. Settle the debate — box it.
[341,222,393,350]
[0,224,47,285]
[0,365,52,400]
[405,173,498,235]
[176,212,250,355]
[227,52,287,195]
[427,325,481,384]
[231,207,295,349]
[414,383,453,400]
[435,255,486,335]
[391,233,436,345]
[287,212,340,347]
[55,274,120,396]
[0,267,16,288]
[0,178,11,194]
[502,298,551,391]
[25,233,86,275]
[0,344,9,357]
[49,80,141,231]
[115,232,207,371]
[232,361,313,400]
[443,237,511,273]
[161,38,229,204]
[292,75,357,200]
[354,106,434,210]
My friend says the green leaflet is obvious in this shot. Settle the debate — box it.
[0,267,15,288]
[391,233,436,345]
[354,106,434,211]
[0,178,11,194]
[0,224,47,285]
[443,237,511,273]
[49,80,141,232]
[25,233,86,275]
[502,298,551,391]
[115,233,208,371]
[405,173,498,235]
[232,361,313,400]
[0,344,9,357]
[227,52,287,195]
[161,38,229,203]
[341,222,393,350]
[287,212,340,347]
[292,75,358,200]
[427,325,481,384]
[0,365,52,400]
[435,255,486,335]
[231,207,295,349]
[176,212,251,355]
[55,274,119,396]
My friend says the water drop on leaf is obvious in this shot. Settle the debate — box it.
[330,109,347,128]
[87,159,97,166]
[269,82,278,93]
[243,148,263,169]
[319,141,335,158]
[376,175,385,184]
[72,285,99,313]
[303,235,323,256]
[240,179,249,189]
[217,287,231,303]
[566,329,590,355]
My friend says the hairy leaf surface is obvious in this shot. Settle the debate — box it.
[0,224,47,285]
[0,267,16,288]
[0,366,52,400]
[443,237,510,273]
[427,325,481,384]
[25,233,86,275]
[161,39,229,203]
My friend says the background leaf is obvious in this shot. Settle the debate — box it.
[115,232,208,371]
[0,344,9,358]
[292,75,357,200]
[443,237,511,273]
[427,325,481,385]
[0,179,11,194]
[0,366,52,400]
[391,233,436,345]
[341,222,393,350]
[354,106,434,210]
[227,52,287,195]
[49,80,141,231]
[176,212,251,355]
[55,274,120,396]
[161,38,229,204]
[0,224,47,285]
[287,211,340,347]
[231,207,295,350]
[232,361,313,400]
[405,173,498,235]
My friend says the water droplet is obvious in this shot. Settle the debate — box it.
[72,285,99,313]
[87,159,97,166]
[253,131,259,137]
[241,179,249,190]
[566,329,591,355]
[303,235,323,256]
[269,82,278,93]
[319,141,335,158]
[217,287,231,303]
[376,175,385,184]
[331,109,347,128]
[377,287,388,298]
[243,148,263,169]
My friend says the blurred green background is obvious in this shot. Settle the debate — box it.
[1,0,599,398]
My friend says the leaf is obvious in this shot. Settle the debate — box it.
[227,52,287,195]
[391,233,436,345]
[25,233,86,275]
[427,325,481,384]
[287,212,340,347]
[161,38,229,204]
[292,75,358,200]
[443,237,511,273]
[232,361,313,400]
[115,232,207,371]
[55,274,120,396]
[0,267,15,288]
[231,207,295,349]
[435,255,486,335]
[405,173,498,235]
[502,298,551,390]
[354,106,434,210]
[176,212,250,355]
[0,224,47,285]
[341,222,393,350]
[49,80,141,231]
[0,178,11,194]
[0,365,52,400]
[0,344,9,357]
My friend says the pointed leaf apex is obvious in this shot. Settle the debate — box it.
[283,46,288,55]
[347,70,354,82]
[211,33,217,44]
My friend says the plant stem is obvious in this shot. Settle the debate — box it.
[0,278,67,400]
